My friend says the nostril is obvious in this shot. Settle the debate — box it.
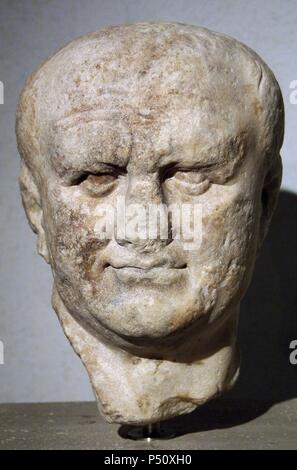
[115,233,174,249]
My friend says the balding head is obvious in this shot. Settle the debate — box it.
[16,22,283,179]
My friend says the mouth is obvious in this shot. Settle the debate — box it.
[107,263,187,286]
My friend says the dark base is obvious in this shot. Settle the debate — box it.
[118,422,176,441]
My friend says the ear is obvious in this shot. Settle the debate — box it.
[258,154,282,251]
[19,163,50,263]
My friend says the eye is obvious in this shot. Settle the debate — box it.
[163,168,211,196]
[72,171,119,197]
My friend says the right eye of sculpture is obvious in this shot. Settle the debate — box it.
[72,171,118,197]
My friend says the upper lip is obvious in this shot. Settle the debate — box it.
[107,256,186,270]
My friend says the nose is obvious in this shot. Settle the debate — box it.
[126,174,163,205]
[115,174,172,251]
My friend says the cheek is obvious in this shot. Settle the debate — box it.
[187,185,261,300]
[43,188,108,282]
[203,184,260,257]
[203,199,256,258]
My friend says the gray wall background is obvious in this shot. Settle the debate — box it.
[0,0,296,404]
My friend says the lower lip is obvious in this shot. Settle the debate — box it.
[109,266,186,285]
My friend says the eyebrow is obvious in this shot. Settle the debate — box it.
[198,133,247,166]
[159,132,248,171]
[49,116,132,175]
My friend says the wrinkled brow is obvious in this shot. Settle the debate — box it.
[47,110,250,183]
[47,116,133,178]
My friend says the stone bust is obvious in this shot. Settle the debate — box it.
[16,23,284,426]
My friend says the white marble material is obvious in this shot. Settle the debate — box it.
[16,23,284,424]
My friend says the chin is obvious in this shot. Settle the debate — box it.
[88,287,212,342]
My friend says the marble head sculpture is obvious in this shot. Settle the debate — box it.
[16,23,284,425]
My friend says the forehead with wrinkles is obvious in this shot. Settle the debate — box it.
[48,109,249,182]
[16,22,284,175]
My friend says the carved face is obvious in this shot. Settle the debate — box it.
[18,24,282,357]
[39,103,266,354]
